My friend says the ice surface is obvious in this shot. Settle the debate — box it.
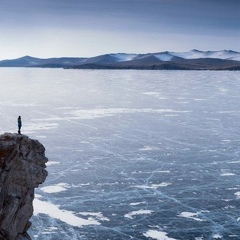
[0,68,240,239]
[134,182,172,189]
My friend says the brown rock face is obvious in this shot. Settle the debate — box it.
[0,133,48,240]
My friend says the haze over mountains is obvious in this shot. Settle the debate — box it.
[0,50,239,70]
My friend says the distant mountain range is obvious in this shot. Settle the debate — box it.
[0,50,240,70]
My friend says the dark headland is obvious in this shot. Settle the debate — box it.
[0,133,48,240]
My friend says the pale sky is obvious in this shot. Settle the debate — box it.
[0,0,239,59]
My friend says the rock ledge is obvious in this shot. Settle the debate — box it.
[0,133,48,240]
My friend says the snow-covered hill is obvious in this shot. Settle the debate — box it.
[0,50,239,70]
[101,50,240,62]
[86,50,240,64]
[156,50,240,61]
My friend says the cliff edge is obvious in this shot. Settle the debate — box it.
[0,133,48,240]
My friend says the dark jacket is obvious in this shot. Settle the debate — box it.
[18,117,22,128]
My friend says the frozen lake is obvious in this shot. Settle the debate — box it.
[0,68,240,239]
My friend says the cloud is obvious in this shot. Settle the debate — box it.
[0,0,239,59]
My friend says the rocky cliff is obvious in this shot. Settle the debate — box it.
[0,133,48,240]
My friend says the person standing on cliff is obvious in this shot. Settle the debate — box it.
[18,116,22,134]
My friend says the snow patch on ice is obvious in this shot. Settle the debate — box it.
[227,160,240,164]
[46,161,60,166]
[42,226,58,233]
[234,192,240,199]
[130,202,146,206]
[220,169,235,176]
[220,173,235,176]
[69,108,190,119]
[143,92,160,96]
[78,212,109,221]
[124,210,153,219]
[178,212,204,221]
[40,183,70,193]
[34,194,43,199]
[143,229,176,240]
[33,196,101,227]
[139,146,159,151]
[134,182,171,189]
[213,234,223,239]
[157,170,171,173]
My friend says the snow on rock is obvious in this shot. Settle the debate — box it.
[106,50,240,63]
[0,133,48,240]
[68,49,230,62]
[154,52,173,61]
[111,53,138,62]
